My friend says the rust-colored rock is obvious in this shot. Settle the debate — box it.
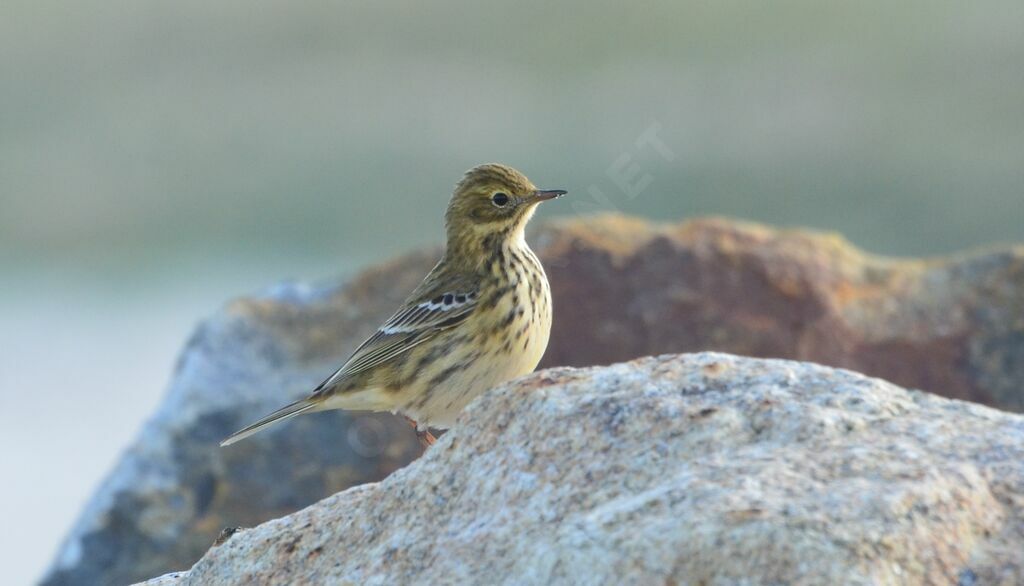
[538,215,1024,409]
[44,214,1024,585]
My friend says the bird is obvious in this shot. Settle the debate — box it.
[221,163,567,447]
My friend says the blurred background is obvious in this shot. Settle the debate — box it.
[3,0,1023,582]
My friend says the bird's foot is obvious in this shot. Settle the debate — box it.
[404,416,437,448]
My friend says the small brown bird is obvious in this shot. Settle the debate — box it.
[222,164,566,447]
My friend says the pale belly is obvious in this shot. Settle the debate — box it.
[399,276,552,429]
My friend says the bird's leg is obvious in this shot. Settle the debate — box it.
[404,416,437,448]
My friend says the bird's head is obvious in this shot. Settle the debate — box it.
[444,163,566,259]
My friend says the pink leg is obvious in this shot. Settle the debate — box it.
[404,416,437,447]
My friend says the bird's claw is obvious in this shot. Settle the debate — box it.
[404,416,437,448]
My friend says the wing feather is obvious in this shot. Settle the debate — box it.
[313,290,477,393]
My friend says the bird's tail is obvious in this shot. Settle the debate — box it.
[220,398,319,447]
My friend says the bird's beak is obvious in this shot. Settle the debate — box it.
[531,189,568,202]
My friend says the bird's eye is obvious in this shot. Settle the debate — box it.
[491,192,510,207]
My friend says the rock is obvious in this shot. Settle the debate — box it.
[137,353,1024,585]
[539,215,1024,410]
[138,572,186,586]
[45,214,1024,585]
[42,256,432,586]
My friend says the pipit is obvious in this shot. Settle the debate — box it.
[222,163,566,447]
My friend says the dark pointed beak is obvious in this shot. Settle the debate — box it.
[531,189,568,202]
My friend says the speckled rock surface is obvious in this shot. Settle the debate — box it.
[137,353,1024,586]
[45,214,1024,585]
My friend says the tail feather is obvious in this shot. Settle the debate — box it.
[220,398,318,446]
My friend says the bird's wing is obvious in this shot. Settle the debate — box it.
[312,289,479,393]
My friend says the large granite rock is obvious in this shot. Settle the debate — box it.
[45,215,1024,585]
[141,353,1024,585]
